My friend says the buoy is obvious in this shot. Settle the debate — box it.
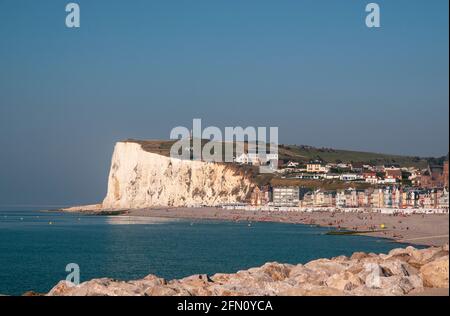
[49,221,53,225]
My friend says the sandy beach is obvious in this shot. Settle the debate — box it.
[118,207,449,247]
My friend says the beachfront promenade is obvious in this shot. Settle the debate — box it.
[222,205,449,215]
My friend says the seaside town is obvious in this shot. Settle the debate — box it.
[230,153,449,212]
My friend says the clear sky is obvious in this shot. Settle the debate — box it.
[0,0,448,205]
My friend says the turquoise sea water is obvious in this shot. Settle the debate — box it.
[0,207,414,295]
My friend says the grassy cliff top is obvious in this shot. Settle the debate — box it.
[123,139,177,156]
[123,138,432,168]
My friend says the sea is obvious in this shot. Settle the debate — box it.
[0,207,415,295]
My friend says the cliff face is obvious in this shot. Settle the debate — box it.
[102,142,254,208]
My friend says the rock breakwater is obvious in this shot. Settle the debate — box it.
[47,244,449,296]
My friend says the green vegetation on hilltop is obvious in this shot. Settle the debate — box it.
[277,144,430,168]
[124,139,432,169]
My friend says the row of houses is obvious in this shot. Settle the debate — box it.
[284,171,400,184]
[301,187,449,209]
[283,161,404,174]
[233,152,449,189]
[250,185,449,210]
[280,160,449,188]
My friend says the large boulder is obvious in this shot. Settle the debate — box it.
[407,246,448,268]
[364,263,384,288]
[257,262,292,281]
[380,260,418,277]
[420,256,449,288]
[63,278,143,296]
[48,275,167,296]
[145,285,191,296]
[288,264,329,286]
[281,284,345,296]
[350,252,370,261]
[380,276,423,295]
[304,259,348,276]
[326,271,363,291]
[170,274,213,296]
[362,262,423,295]
[47,281,76,296]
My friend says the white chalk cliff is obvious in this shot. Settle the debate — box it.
[102,142,255,208]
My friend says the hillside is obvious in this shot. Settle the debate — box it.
[277,145,432,168]
[124,139,432,168]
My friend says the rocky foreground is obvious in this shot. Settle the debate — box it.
[47,245,449,296]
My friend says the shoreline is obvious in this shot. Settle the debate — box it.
[58,206,449,247]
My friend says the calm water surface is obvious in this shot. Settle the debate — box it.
[0,207,414,295]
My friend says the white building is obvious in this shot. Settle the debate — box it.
[382,177,397,184]
[336,191,346,208]
[234,153,250,164]
[306,162,329,173]
[287,161,300,168]
[234,152,279,166]
[295,173,325,180]
[266,153,279,161]
[438,189,449,209]
[340,174,363,181]
[365,175,380,184]
[272,186,300,207]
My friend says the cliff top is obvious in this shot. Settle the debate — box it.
[122,138,432,168]
[122,139,177,157]
[121,139,434,188]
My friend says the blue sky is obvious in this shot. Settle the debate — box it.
[0,0,448,205]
